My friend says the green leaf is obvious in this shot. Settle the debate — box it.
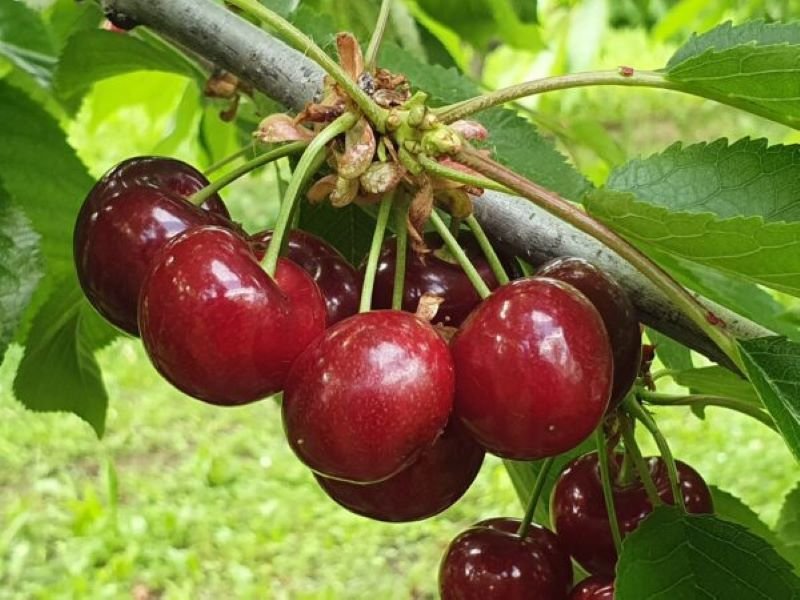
[673,366,759,402]
[0,0,57,86]
[739,336,800,462]
[0,81,93,278]
[616,506,800,599]
[710,486,778,545]
[647,328,693,371]
[585,189,800,298]
[0,181,42,364]
[777,483,800,568]
[298,203,375,266]
[666,22,800,129]
[44,0,104,51]
[54,30,198,111]
[13,276,118,437]
[608,139,800,222]
[379,43,590,201]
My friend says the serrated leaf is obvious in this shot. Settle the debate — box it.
[0,182,42,364]
[710,486,778,545]
[54,30,197,111]
[777,483,800,568]
[379,43,589,201]
[298,202,375,265]
[13,276,118,437]
[673,366,759,402]
[0,0,56,86]
[608,139,800,222]
[739,337,800,462]
[666,22,800,129]
[585,189,800,297]
[616,506,800,599]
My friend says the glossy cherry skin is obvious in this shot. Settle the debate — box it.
[551,452,714,576]
[314,419,484,522]
[451,277,612,460]
[139,226,327,406]
[250,230,361,326]
[568,576,615,600]
[370,232,516,327]
[439,518,572,599]
[538,257,641,409]
[282,310,454,483]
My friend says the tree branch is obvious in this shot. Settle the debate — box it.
[103,0,772,371]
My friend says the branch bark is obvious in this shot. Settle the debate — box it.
[103,0,771,370]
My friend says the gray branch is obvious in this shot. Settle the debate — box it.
[104,0,771,370]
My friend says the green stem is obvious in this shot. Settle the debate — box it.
[465,215,510,285]
[619,412,662,507]
[224,0,387,131]
[391,200,408,310]
[639,390,777,432]
[595,427,623,554]
[204,146,258,176]
[517,458,554,539]
[189,142,308,207]
[624,396,686,512]
[365,0,392,72]
[435,69,800,130]
[454,146,743,372]
[429,211,492,299]
[360,195,394,313]
[417,154,512,194]
[263,113,358,275]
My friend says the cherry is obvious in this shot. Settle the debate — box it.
[369,232,520,327]
[314,419,484,522]
[537,257,641,409]
[138,225,326,406]
[282,310,454,483]
[75,157,232,335]
[550,451,714,576]
[250,229,361,326]
[439,517,572,599]
[450,277,612,460]
[568,576,615,600]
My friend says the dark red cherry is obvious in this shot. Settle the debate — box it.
[537,257,641,409]
[439,518,572,599]
[369,232,518,327]
[138,225,326,406]
[551,452,714,576]
[250,230,361,326]
[451,277,612,460]
[314,419,483,522]
[282,310,454,483]
[568,576,615,600]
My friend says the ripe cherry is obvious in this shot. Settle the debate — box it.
[568,576,615,600]
[451,277,612,460]
[537,257,641,409]
[75,157,232,335]
[314,419,484,522]
[282,310,454,483]
[369,232,519,327]
[551,452,713,576]
[139,225,326,406]
[439,517,572,599]
[250,229,361,326]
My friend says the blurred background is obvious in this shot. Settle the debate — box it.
[1,0,799,598]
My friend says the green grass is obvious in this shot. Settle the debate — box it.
[1,337,797,599]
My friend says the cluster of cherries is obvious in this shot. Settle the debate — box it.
[74,156,713,599]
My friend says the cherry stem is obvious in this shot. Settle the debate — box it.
[624,396,686,512]
[619,412,662,507]
[391,199,409,310]
[429,211,492,300]
[417,154,512,194]
[639,390,777,432]
[204,145,259,176]
[517,457,554,539]
[360,195,394,313]
[465,215,510,285]
[263,113,358,275]
[595,427,623,554]
[618,448,634,486]
[454,146,743,372]
[365,0,392,72]
[224,0,387,131]
[189,142,307,207]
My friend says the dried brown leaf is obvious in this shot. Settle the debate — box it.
[338,118,376,179]
[337,33,363,81]
[330,176,359,207]
[359,162,404,195]
[307,174,337,203]
[255,113,314,143]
